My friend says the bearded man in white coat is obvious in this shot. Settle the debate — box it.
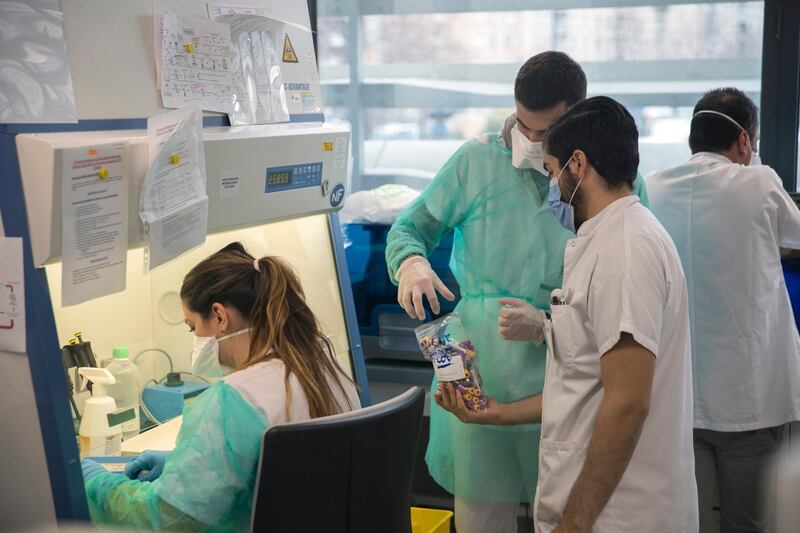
[437,96,698,533]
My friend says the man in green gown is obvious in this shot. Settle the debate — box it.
[386,51,649,532]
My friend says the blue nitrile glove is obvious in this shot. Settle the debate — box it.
[124,450,169,481]
[81,459,107,482]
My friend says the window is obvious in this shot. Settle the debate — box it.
[760,0,800,191]
[318,1,764,193]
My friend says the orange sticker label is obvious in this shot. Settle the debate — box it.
[323,142,333,152]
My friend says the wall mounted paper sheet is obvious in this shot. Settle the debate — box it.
[207,3,272,18]
[60,142,129,306]
[160,10,233,113]
[0,237,25,353]
[140,107,208,271]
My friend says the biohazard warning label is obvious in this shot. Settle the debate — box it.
[282,33,299,63]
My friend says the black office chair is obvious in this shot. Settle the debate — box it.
[250,386,426,533]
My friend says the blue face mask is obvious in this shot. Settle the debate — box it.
[548,156,582,233]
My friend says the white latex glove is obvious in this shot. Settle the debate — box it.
[498,297,546,344]
[396,255,455,320]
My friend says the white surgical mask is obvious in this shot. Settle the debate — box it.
[191,328,249,379]
[693,109,758,166]
[511,125,547,175]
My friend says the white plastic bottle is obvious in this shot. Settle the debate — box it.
[105,347,141,440]
[78,367,122,459]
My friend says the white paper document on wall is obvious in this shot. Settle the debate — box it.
[140,108,208,271]
[60,143,129,306]
[148,106,184,166]
[207,3,272,18]
[0,237,25,353]
[145,200,209,270]
[160,10,233,113]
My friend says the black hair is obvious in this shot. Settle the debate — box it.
[689,88,758,154]
[514,51,587,112]
[543,96,639,189]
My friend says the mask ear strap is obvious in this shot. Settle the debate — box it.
[566,153,584,206]
[694,109,754,153]
[218,328,251,342]
[568,175,583,206]
[693,109,746,131]
[556,155,575,181]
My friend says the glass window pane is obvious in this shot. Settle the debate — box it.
[318,16,348,62]
[319,1,764,193]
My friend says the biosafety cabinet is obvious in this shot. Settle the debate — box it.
[1,0,368,523]
[13,120,369,521]
[17,122,362,384]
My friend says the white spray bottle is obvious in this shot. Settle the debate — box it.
[78,367,123,459]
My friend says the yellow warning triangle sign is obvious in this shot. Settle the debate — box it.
[282,34,299,63]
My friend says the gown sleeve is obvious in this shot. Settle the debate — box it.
[385,142,476,282]
[85,382,269,531]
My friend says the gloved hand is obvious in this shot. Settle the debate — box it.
[81,458,107,482]
[396,255,455,320]
[124,450,169,482]
[498,298,546,344]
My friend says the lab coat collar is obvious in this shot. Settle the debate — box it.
[576,195,639,237]
[690,151,735,165]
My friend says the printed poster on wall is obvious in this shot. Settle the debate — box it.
[0,237,26,353]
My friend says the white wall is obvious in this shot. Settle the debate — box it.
[0,210,57,530]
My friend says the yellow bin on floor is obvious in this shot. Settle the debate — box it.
[411,506,453,533]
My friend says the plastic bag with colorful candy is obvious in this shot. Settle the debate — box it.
[415,313,487,412]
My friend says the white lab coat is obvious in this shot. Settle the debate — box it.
[225,358,361,424]
[533,197,698,533]
[646,153,800,431]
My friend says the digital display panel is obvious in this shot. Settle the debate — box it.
[265,163,322,193]
[268,171,292,186]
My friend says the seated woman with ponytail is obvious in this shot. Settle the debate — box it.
[80,242,360,531]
